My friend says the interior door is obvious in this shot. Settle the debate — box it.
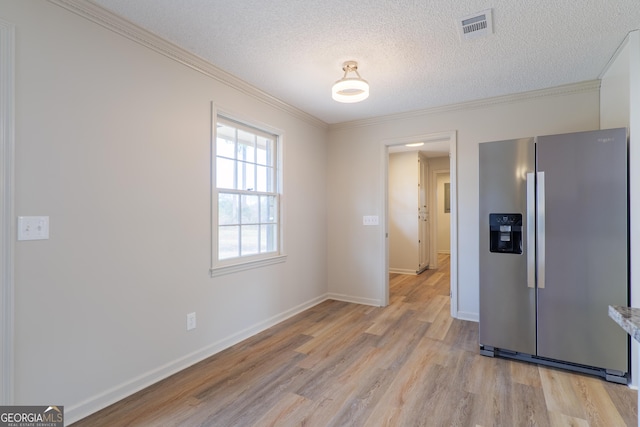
[418,155,429,271]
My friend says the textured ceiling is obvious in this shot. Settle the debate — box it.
[90,0,640,124]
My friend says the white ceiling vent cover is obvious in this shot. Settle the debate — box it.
[458,9,493,41]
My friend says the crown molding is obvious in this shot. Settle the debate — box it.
[600,30,639,80]
[47,0,328,130]
[329,80,601,131]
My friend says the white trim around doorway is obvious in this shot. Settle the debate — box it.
[0,17,15,405]
[380,131,458,319]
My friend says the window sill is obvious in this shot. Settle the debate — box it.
[210,254,287,277]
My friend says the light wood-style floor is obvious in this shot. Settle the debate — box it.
[72,254,637,426]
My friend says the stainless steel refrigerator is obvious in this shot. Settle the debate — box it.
[478,128,629,383]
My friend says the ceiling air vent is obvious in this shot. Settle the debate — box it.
[458,9,493,41]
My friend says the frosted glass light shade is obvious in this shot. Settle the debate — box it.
[332,78,369,103]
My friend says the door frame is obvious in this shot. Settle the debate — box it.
[0,17,15,405]
[381,131,458,318]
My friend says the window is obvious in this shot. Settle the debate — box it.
[211,115,284,275]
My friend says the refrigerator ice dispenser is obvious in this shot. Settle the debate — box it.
[489,213,522,254]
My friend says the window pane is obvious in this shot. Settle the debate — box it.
[237,162,256,191]
[217,123,235,139]
[237,130,255,162]
[241,225,259,256]
[217,124,236,158]
[241,195,259,224]
[236,162,244,191]
[256,136,274,166]
[260,195,277,223]
[217,136,235,159]
[218,193,239,225]
[246,164,255,191]
[216,157,236,189]
[219,226,239,259]
[261,224,277,253]
[256,165,271,192]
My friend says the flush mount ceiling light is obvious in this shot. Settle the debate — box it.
[332,61,369,103]
[405,142,425,147]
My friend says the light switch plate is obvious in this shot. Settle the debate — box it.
[186,312,196,331]
[363,215,379,226]
[17,216,49,241]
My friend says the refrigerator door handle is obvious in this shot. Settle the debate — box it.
[526,172,535,288]
[537,171,545,289]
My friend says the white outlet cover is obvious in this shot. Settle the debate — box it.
[17,216,50,241]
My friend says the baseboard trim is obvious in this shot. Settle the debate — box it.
[65,294,329,424]
[455,311,479,322]
[327,293,382,307]
[388,268,417,275]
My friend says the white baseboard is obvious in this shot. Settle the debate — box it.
[65,294,329,424]
[388,268,417,275]
[455,310,479,322]
[327,293,382,307]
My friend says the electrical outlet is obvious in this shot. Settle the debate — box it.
[186,312,196,331]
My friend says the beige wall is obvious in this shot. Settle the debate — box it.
[3,1,327,422]
[436,173,451,253]
[328,84,601,319]
[388,152,419,274]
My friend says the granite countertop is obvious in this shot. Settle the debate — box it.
[609,306,640,343]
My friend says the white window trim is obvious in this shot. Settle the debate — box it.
[210,104,286,277]
[210,254,287,277]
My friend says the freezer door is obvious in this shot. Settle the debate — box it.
[536,128,628,373]
[479,138,536,354]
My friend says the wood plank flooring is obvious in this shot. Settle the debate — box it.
[72,254,637,426]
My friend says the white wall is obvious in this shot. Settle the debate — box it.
[436,174,451,253]
[2,1,327,422]
[328,83,600,317]
[388,152,418,274]
[600,30,640,386]
[600,38,631,128]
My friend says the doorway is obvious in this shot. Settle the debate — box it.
[387,151,430,275]
[432,170,451,265]
[382,131,458,317]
